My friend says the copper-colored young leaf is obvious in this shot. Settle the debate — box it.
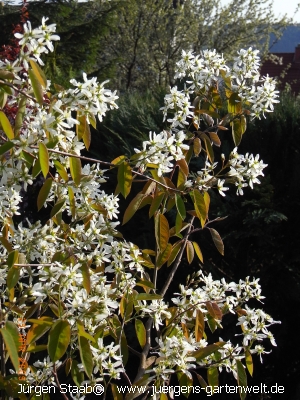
[232,115,247,147]
[37,178,52,211]
[80,262,91,295]
[70,155,82,186]
[200,132,214,163]
[118,161,132,199]
[195,310,205,341]
[186,240,194,264]
[206,301,223,320]
[135,319,146,348]
[176,158,189,176]
[28,69,44,105]
[39,142,49,178]
[208,228,224,255]
[48,320,71,362]
[26,317,53,345]
[149,191,165,218]
[209,132,221,147]
[155,213,169,253]
[123,192,145,225]
[0,110,14,139]
[111,383,124,400]
[193,137,201,156]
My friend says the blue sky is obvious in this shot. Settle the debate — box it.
[221,0,300,22]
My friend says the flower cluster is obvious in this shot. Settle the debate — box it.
[14,17,60,68]
[134,130,189,176]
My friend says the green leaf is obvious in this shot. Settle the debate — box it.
[78,335,93,378]
[32,158,41,178]
[193,342,225,360]
[7,250,19,269]
[118,161,132,198]
[76,113,91,150]
[7,265,20,290]
[123,193,145,225]
[121,333,128,365]
[155,213,169,253]
[80,263,91,295]
[0,110,14,139]
[29,59,47,88]
[77,321,95,343]
[207,367,219,390]
[14,95,27,136]
[71,359,84,387]
[0,141,14,156]
[70,155,82,186]
[29,69,44,105]
[236,359,247,400]
[50,198,65,218]
[135,319,146,348]
[48,320,71,362]
[245,348,253,376]
[178,373,193,398]
[186,241,194,264]
[37,178,52,211]
[54,160,68,181]
[0,321,20,372]
[68,186,76,219]
[175,194,186,220]
[208,228,224,255]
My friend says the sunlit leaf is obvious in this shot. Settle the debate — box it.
[195,310,205,341]
[54,160,68,182]
[245,349,253,376]
[193,137,201,156]
[155,213,169,253]
[14,96,27,136]
[118,161,132,198]
[135,319,146,348]
[156,243,172,268]
[70,155,82,186]
[200,132,214,163]
[192,241,203,263]
[29,59,47,88]
[193,342,225,361]
[0,110,14,139]
[29,69,44,105]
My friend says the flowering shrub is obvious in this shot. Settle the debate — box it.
[0,16,280,400]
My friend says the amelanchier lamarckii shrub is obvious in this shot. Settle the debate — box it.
[0,16,281,400]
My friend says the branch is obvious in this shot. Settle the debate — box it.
[160,216,195,297]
